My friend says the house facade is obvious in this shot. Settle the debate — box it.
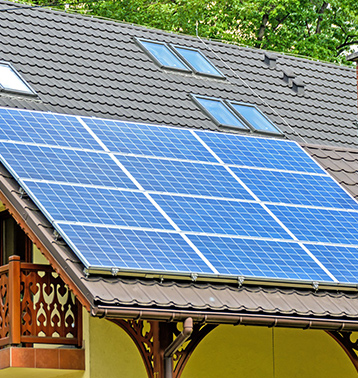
[0,1,358,377]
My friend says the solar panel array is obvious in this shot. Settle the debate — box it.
[0,107,358,284]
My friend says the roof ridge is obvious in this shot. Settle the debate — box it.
[0,0,354,70]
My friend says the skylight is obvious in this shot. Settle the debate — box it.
[137,39,224,78]
[192,95,249,130]
[229,102,282,135]
[192,95,282,135]
[0,62,36,95]
[172,46,224,77]
[138,39,190,72]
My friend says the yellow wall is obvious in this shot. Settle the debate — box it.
[81,312,147,378]
[182,325,357,378]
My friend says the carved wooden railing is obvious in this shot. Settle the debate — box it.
[0,256,82,347]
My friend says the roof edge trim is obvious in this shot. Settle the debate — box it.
[94,305,358,331]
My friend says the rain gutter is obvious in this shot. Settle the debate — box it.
[93,306,358,331]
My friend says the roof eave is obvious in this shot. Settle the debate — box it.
[93,305,358,331]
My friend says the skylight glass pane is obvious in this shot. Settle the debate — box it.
[230,103,281,134]
[196,97,249,129]
[140,40,189,71]
[0,63,33,93]
[174,47,223,77]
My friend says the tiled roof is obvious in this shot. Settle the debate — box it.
[1,1,358,326]
[303,144,358,199]
[88,277,358,320]
[0,0,357,147]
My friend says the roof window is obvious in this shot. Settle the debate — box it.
[172,46,224,77]
[0,62,36,95]
[137,39,224,78]
[228,102,282,135]
[192,95,249,130]
[192,95,282,135]
[137,39,190,72]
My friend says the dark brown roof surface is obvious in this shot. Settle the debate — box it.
[0,1,357,147]
[87,276,358,319]
[303,144,358,199]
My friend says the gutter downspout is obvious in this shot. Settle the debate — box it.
[164,318,193,378]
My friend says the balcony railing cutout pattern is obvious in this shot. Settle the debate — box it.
[0,256,82,347]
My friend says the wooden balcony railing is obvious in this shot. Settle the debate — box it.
[0,256,82,348]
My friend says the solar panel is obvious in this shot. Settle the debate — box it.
[82,117,217,162]
[118,155,253,199]
[267,204,358,245]
[0,108,99,149]
[232,167,358,209]
[0,142,136,188]
[188,235,332,281]
[151,194,292,239]
[1,107,358,285]
[24,181,175,230]
[197,131,324,173]
[302,244,358,283]
[56,224,214,273]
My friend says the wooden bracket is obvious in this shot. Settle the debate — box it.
[327,331,358,372]
[112,319,217,378]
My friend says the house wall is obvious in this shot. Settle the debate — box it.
[81,312,147,378]
[181,325,357,378]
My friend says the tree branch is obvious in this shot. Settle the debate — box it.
[315,1,328,34]
[272,13,290,32]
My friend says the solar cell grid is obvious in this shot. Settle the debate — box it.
[232,167,358,209]
[303,244,358,283]
[2,107,358,284]
[24,181,174,230]
[82,117,217,162]
[187,235,333,281]
[0,142,136,188]
[267,204,358,245]
[196,131,325,173]
[0,108,100,150]
[151,194,292,239]
[56,224,214,273]
[119,155,254,200]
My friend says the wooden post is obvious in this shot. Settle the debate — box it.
[8,255,21,345]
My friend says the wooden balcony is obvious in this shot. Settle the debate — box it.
[0,255,82,347]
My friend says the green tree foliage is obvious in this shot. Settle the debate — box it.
[23,0,358,64]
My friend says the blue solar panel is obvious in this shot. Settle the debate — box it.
[188,235,333,281]
[0,108,100,150]
[24,181,174,230]
[304,244,358,283]
[151,194,292,239]
[267,204,358,245]
[196,131,324,173]
[232,167,358,209]
[81,117,217,162]
[119,155,253,199]
[2,107,358,284]
[56,224,213,273]
[0,142,136,188]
